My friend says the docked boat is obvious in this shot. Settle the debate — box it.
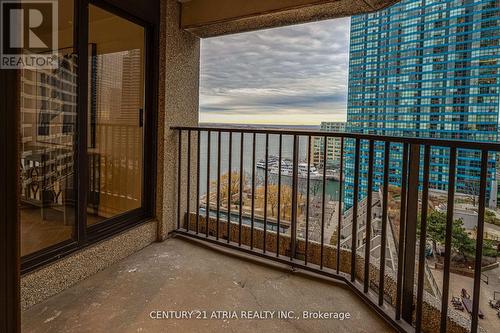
[258,156,322,179]
[299,163,322,179]
[256,155,280,169]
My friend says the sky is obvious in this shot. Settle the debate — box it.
[199,17,351,126]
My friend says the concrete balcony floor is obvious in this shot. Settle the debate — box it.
[22,237,393,333]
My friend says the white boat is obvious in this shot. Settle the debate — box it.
[269,163,293,177]
[256,155,280,169]
[298,163,322,179]
[267,161,321,179]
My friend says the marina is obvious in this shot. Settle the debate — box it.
[199,132,341,201]
[256,155,339,180]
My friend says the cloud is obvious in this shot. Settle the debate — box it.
[200,18,351,125]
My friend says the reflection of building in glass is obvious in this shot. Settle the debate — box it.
[20,53,78,218]
[20,47,144,227]
[92,49,143,125]
[89,48,143,218]
[345,0,500,206]
[312,122,345,168]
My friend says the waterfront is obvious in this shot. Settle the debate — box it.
[198,131,340,201]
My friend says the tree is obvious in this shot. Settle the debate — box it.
[211,172,246,207]
[483,239,498,258]
[281,186,293,220]
[253,184,303,221]
[418,210,495,261]
[451,219,475,261]
[422,210,447,255]
[462,178,480,206]
[260,185,293,219]
[267,185,279,217]
[484,209,500,227]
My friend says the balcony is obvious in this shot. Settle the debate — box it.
[166,126,499,333]
[3,1,499,333]
[22,237,391,332]
[13,125,500,333]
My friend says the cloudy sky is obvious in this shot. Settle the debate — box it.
[199,17,351,125]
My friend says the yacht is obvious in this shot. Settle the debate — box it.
[256,155,280,169]
[267,160,321,179]
[298,163,321,179]
[269,162,293,177]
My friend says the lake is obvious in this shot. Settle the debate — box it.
[197,131,340,200]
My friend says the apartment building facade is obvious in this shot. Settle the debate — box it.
[345,0,500,204]
[312,121,345,168]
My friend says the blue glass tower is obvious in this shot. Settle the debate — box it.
[345,0,500,206]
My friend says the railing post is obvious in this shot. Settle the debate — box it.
[185,130,191,230]
[227,132,233,243]
[471,150,489,333]
[402,143,420,323]
[379,141,390,306]
[276,134,282,257]
[250,133,256,249]
[216,132,221,239]
[336,137,344,274]
[305,135,312,265]
[320,135,328,268]
[205,130,211,237]
[196,131,200,234]
[351,138,361,281]
[177,130,182,230]
[363,140,374,293]
[290,135,299,260]
[396,143,409,320]
[440,147,457,333]
[416,145,431,332]
[263,133,269,252]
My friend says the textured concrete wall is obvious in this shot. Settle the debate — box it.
[21,221,157,310]
[159,0,201,240]
[155,0,167,232]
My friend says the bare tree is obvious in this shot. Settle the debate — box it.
[211,171,246,207]
[462,178,480,206]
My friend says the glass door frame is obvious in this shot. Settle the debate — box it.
[21,0,159,273]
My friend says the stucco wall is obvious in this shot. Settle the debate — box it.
[21,221,157,310]
[159,0,201,240]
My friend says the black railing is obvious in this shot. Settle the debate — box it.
[172,126,500,333]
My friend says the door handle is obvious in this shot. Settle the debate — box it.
[139,108,144,127]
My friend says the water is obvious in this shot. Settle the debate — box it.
[198,132,340,200]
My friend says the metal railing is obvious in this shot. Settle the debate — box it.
[172,126,500,333]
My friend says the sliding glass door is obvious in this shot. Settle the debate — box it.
[20,0,157,272]
[87,4,145,225]
[20,0,77,257]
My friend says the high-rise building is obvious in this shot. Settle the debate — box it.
[345,0,500,205]
[312,122,346,168]
[20,52,78,212]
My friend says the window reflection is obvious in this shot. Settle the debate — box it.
[87,5,145,224]
[20,0,76,256]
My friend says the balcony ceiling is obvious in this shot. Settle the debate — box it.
[178,0,401,37]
